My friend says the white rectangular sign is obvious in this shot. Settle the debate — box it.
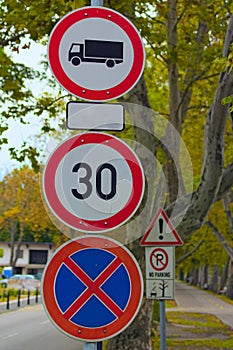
[145,246,175,300]
[66,102,124,131]
[146,279,174,300]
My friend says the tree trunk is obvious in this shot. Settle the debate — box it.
[209,265,220,293]
[107,81,156,350]
[226,259,233,299]
[200,264,209,289]
[106,297,154,350]
[190,261,199,286]
[220,257,230,291]
[9,220,18,274]
[169,14,233,237]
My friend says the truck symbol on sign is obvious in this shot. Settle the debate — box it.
[68,39,124,68]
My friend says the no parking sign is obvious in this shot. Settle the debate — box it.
[42,235,143,341]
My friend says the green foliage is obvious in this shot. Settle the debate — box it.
[152,311,233,349]
[176,197,232,274]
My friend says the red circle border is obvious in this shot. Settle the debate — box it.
[42,236,143,341]
[150,248,169,271]
[42,132,145,232]
[48,7,145,101]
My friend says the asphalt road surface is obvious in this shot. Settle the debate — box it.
[169,281,233,329]
[0,282,232,350]
[0,303,83,350]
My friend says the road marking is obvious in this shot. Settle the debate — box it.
[2,332,19,340]
[40,320,49,325]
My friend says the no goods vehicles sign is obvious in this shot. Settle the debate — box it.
[42,132,145,233]
[48,7,145,101]
[42,235,143,342]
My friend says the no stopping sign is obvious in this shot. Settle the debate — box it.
[42,132,145,233]
[42,236,143,341]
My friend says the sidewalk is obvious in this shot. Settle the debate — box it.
[0,295,41,312]
[167,281,233,329]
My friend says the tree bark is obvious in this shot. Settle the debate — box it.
[220,257,230,291]
[174,13,233,237]
[205,221,233,260]
[209,265,220,293]
[107,81,156,350]
[226,259,233,299]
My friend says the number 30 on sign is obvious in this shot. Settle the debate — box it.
[42,132,145,233]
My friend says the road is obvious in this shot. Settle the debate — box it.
[0,282,232,349]
[0,304,83,350]
[168,281,233,329]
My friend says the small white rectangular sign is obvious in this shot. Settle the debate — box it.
[145,246,174,279]
[146,279,174,300]
[66,102,124,131]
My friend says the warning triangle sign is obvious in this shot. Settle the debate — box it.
[140,208,183,246]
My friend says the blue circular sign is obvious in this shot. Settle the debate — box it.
[55,248,131,327]
[42,236,143,341]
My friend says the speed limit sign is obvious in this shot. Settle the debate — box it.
[42,132,144,233]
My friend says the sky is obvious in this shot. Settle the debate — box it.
[1,41,49,179]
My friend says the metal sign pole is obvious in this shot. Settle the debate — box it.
[84,343,102,350]
[91,0,103,5]
[83,1,103,348]
[160,301,166,350]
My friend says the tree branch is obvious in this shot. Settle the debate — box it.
[176,239,205,265]
[173,15,233,238]
[0,33,26,47]
[205,221,233,259]
[222,194,233,232]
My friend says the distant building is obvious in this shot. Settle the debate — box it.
[0,242,56,275]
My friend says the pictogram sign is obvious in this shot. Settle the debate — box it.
[48,7,145,101]
[140,208,183,246]
[146,280,174,300]
[42,132,144,233]
[42,235,143,341]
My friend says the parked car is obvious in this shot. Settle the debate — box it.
[0,274,40,290]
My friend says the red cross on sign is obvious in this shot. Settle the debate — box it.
[42,235,143,342]
[63,255,123,320]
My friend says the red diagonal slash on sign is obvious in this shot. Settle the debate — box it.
[62,256,124,320]
[150,248,168,271]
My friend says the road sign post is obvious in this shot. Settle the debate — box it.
[140,208,183,350]
[91,0,103,6]
[43,2,146,350]
[85,2,104,350]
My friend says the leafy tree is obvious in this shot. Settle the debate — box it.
[0,166,63,272]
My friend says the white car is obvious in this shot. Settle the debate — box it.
[1,274,39,290]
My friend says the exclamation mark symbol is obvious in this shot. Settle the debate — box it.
[159,218,164,240]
